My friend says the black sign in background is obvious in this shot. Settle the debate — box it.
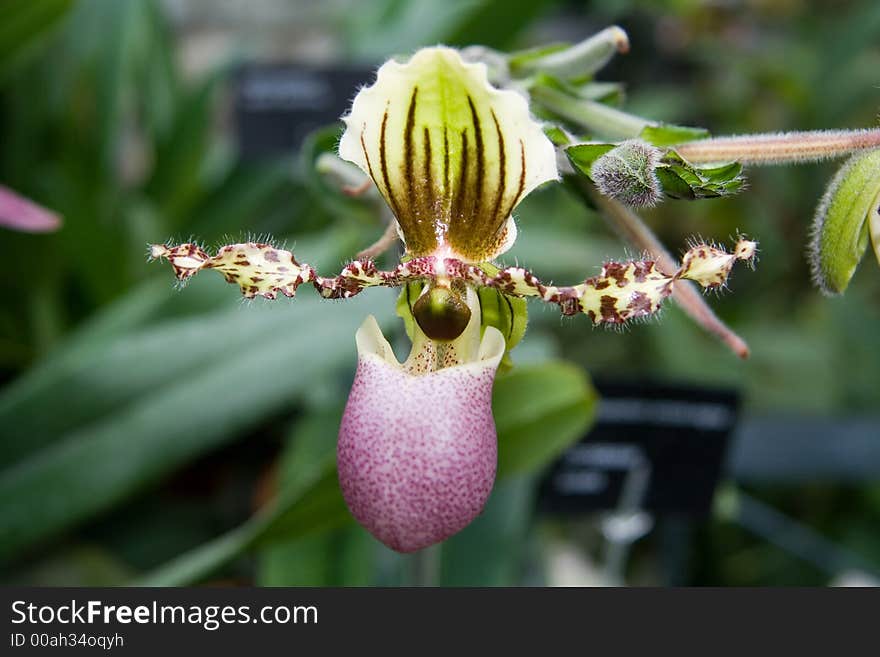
[540,380,740,516]
[235,64,374,158]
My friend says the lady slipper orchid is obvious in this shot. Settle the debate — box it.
[339,300,506,552]
[150,46,756,552]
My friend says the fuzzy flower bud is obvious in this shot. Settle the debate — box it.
[808,148,880,294]
[591,140,663,207]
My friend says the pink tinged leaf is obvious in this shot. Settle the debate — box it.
[0,185,62,233]
[337,316,506,553]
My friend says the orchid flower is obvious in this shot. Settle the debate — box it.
[150,46,756,552]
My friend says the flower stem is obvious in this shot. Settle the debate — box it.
[407,544,440,586]
[575,177,751,359]
[512,26,629,79]
[675,128,880,165]
[530,85,649,140]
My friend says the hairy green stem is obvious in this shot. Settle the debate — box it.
[676,128,880,165]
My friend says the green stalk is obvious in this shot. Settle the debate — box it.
[512,26,629,79]
[530,84,650,140]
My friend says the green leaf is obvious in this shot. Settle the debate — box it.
[565,142,617,174]
[146,64,233,224]
[657,151,745,200]
[132,522,262,588]
[0,279,175,464]
[1,544,134,587]
[342,0,478,60]
[493,361,596,478]
[136,464,350,586]
[0,0,74,82]
[543,125,572,147]
[0,290,396,564]
[639,124,710,147]
[95,0,154,178]
[654,167,696,200]
[256,408,377,586]
[0,222,370,466]
[186,160,293,238]
[439,475,537,585]
[257,524,377,586]
[809,148,880,294]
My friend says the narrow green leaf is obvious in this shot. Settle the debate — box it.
[135,465,349,586]
[257,524,376,586]
[0,0,74,82]
[439,475,537,585]
[0,292,395,563]
[133,522,262,588]
[543,125,572,147]
[256,408,376,586]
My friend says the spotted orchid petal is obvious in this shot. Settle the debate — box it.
[338,46,558,262]
[338,303,506,552]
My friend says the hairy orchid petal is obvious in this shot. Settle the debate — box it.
[150,241,444,300]
[339,46,558,262]
[149,242,315,299]
[337,316,506,552]
[151,239,756,326]
[462,238,757,323]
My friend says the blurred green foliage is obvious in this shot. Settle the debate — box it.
[0,0,878,586]
[0,0,595,586]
